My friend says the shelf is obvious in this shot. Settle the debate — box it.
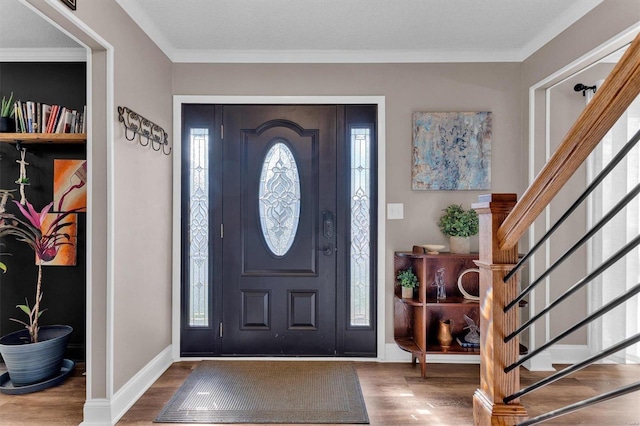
[395,295,424,307]
[394,337,422,354]
[424,342,527,355]
[423,296,527,307]
[0,133,86,144]
[425,296,478,305]
[426,342,480,354]
[397,250,479,259]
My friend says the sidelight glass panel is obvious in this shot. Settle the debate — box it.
[350,127,371,326]
[189,128,209,327]
[259,141,301,256]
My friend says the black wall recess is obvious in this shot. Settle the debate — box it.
[0,62,86,361]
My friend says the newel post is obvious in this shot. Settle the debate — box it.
[472,194,528,425]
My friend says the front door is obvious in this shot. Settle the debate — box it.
[222,105,337,355]
[180,103,377,357]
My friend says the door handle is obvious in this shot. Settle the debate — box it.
[316,243,334,256]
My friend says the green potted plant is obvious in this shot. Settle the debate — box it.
[437,204,479,254]
[397,267,419,299]
[0,199,79,390]
[0,92,15,133]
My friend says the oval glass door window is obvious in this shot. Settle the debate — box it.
[259,141,301,256]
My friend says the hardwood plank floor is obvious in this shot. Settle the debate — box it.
[1,362,639,425]
[0,362,86,426]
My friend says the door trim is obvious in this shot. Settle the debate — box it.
[172,95,386,360]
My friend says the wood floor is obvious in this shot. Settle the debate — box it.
[1,361,639,425]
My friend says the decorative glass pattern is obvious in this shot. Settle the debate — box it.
[350,128,372,326]
[259,141,301,257]
[189,128,209,327]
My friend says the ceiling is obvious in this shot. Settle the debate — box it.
[2,0,605,63]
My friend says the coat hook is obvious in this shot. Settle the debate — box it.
[117,106,171,155]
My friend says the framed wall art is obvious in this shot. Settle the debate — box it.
[53,159,87,212]
[412,111,492,190]
[39,213,77,266]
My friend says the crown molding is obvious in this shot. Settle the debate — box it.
[0,47,86,62]
[520,0,604,60]
[170,48,523,64]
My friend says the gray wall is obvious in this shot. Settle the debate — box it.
[173,62,525,344]
[24,0,640,407]
[74,0,174,393]
[27,0,174,396]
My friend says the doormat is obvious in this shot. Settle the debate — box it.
[154,361,369,424]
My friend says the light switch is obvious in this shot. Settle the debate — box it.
[387,203,404,220]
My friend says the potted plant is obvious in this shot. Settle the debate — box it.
[437,204,479,254]
[0,92,15,133]
[0,199,78,388]
[397,267,419,299]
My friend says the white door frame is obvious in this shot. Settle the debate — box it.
[171,95,386,360]
[525,23,640,370]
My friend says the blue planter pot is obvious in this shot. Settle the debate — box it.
[0,325,72,387]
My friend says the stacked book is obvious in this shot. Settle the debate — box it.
[12,100,86,134]
[456,337,480,348]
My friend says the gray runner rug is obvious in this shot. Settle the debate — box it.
[154,361,369,424]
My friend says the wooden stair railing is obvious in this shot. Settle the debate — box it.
[472,31,640,425]
[499,31,640,251]
[472,194,527,425]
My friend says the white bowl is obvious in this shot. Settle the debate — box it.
[422,244,445,254]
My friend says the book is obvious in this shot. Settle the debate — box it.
[62,108,72,133]
[456,337,480,348]
[42,104,52,132]
[26,101,34,132]
[47,105,60,133]
[35,102,41,133]
[6,100,86,134]
[70,110,77,133]
[14,101,22,132]
[81,105,86,133]
[55,107,67,133]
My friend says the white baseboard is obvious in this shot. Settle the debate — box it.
[521,345,593,371]
[522,349,555,371]
[549,344,591,364]
[383,343,413,362]
[81,345,173,425]
[80,399,111,426]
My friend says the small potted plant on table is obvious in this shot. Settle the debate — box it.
[397,267,418,299]
[437,204,479,254]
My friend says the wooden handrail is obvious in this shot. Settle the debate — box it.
[498,32,640,250]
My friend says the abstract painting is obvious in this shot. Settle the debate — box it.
[412,112,492,190]
[38,213,77,266]
[53,159,87,212]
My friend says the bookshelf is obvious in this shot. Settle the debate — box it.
[0,133,86,144]
[394,248,528,379]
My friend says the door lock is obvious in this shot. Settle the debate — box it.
[317,243,334,256]
[322,211,334,238]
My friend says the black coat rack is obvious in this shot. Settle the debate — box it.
[117,106,171,155]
